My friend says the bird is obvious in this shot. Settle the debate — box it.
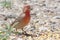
[11,5,37,37]
[11,5,31,30]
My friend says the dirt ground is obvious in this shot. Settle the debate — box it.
[0,0,60,40]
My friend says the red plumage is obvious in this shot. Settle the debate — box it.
[11,5,31,29]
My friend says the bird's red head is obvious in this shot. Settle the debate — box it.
[24,5,30,9]
[23,5,30,16]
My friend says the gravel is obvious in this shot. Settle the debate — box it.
[0,0,60,40]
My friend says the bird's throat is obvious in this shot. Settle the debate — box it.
[25,9,30,17]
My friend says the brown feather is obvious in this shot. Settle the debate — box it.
[11,5,31,29]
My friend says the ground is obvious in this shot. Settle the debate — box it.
[0,0,60,40]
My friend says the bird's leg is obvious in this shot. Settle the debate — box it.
[21,28,37,37]
[22,28,32,36]
[13,26,37,37]
[16,28,31,36]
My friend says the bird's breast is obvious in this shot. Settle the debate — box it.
[14,16,30,29]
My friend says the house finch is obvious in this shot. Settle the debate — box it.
[11,5,31,30]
